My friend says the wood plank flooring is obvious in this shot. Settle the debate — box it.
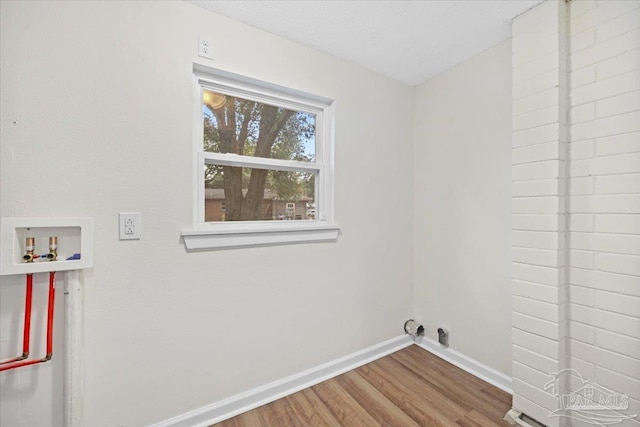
[213,345,512,427]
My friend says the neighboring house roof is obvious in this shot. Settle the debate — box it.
[205,188,312,201]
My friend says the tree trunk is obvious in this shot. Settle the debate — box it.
[214,101,294,221]
[243,106,295,220]
[212,98,253,221]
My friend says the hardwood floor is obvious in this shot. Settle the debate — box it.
[213,345,512,426]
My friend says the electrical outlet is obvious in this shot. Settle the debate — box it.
[119,213,141,240]
[198,34,213,59]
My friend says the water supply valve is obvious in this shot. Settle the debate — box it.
[22,237,35,263]
[47,236,58,261]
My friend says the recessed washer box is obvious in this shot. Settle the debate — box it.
[1,217,93,275]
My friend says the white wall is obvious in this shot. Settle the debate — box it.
[567,0,640,423]
[0,1,415,426]
[412,40,513,376]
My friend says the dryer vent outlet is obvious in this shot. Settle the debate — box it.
[437,327,449,346]
[404,319,424,336]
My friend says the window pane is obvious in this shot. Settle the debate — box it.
[203,90,316,162]
[204,165,316,222]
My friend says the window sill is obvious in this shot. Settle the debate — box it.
[181,223,341,251]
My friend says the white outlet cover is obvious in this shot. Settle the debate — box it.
[119,212,141,240]
[198,34,213,59]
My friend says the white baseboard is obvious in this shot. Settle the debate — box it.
[414,336,513,394]
[151,335,413,427]
[152,335,513,427]
[504,408,543,427]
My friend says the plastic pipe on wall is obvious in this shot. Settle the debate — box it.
[1,270,85,427]
[23,274,33,357]
[64,269,84,427]
[1,236,59,371]
[0,272,56,372]
[46,271,55,357]
[0,274,33,365]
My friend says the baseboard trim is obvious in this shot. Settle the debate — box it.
[151,335,413,427]
[152,335,513,427]
[414,336,513,394]
[504,408,545,427]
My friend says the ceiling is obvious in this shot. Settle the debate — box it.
[189,0,543,86]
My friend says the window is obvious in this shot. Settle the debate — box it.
[182,66,340,250]
[285,203,296,219]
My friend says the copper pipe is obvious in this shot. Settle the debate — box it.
[47,236,58,261]
[23,237,35,263]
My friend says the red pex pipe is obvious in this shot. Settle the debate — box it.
[0,357,26,366]
[46,272,56,356]
[24,273,34,355]
[0,274,33,366]
[0,272,56,372]
[0,355,25,366]
[0,357,49,371]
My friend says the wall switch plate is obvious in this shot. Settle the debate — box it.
[119,213,141,240]
[198,34,213,59]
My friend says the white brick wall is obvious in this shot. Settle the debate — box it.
[511,1,640,425]
[569,267,640,296]
[567,1,640,412]
[511,2,568,425]
[571,0,639,420]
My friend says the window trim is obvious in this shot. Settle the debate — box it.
[182,65,339,251]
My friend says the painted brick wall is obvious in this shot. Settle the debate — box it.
[512,1,640,426]
[511,1,568,425]
[566,1,640,425]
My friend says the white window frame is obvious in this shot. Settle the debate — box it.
[182,65,340,250]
